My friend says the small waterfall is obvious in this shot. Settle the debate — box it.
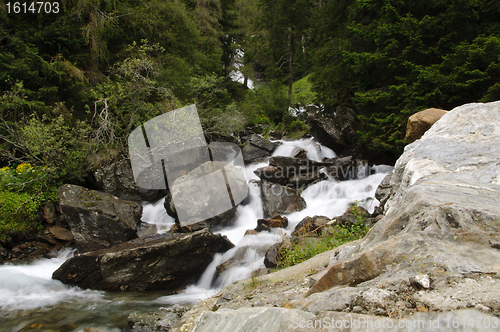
[150,137,393,304]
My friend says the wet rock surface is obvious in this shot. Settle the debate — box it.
[260,180,306,217]
[167,161,247,227]
[128,305,188,332]
[307,106,357,155]
[52,229,234,292]
[255,215,288,232]
[292,215,332,236]
[57,184,142,252]
[241,134,278,164]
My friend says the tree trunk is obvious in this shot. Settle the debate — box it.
[288,33,294,97]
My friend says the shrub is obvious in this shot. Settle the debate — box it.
[0,164,56,239]
[0,190,41,240]
[242,80,291,125]
[277,217,369,269]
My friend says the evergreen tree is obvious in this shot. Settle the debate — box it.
[311,0,500,157]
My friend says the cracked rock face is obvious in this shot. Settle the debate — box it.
[57,184,143,252]
[309,101,500,296]
[52,229,234,292]
[169,102,500,332]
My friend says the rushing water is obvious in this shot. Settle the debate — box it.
[0,138,392,331]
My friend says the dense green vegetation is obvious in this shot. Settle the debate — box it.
[277,204,370,269]
[311,0,500,154]
[1,0,499,237]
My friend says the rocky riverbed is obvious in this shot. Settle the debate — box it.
[168,101,500,332]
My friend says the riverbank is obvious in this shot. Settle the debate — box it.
[169,101,500,332]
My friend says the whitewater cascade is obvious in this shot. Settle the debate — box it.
[0,137,392,331]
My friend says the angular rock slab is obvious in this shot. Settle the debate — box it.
[309,101,500,296]
[307,106,357,154]
[57,184,142,252]
[92,159,166,203]
[52,229,234,292]
[260,180,306,217]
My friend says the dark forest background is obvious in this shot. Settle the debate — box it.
[1,0,499,235]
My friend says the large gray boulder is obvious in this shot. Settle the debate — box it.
[309,101,500,296]
[52,229,234,292]
[91,159,166,202]
[57,184,142,252]
[170,102,500,332]
[307,106,357,154]
[177,307,497,332]
[260,180,306,217]
[241,134,278,164]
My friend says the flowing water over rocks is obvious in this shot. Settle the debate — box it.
[0,137,391,331]
[172,101,500,332]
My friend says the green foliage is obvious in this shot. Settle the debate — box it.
[19,116,90,183]
[0,190,42,240]
[292,75,318,105]
[258,0,314,88]
[0,164,54,198]
[311,0,500,158]
[246,274,264,289]
[89,40,177,145]
[278,217,369,269]
[241,81,291,124]
[201,102,246,138]
[0,163,56,239]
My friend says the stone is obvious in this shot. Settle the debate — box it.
[335,205,370,226]
[43,202,56,224]
[412,274,431,289]
[260,181,306,217]
[292,148,308,159]
[47,225,74,241]
[255,215,288,232]
[253,166,288,185]
[476,303,492,313]
[490,240,500,249]
[91,159,166,202]
[180,307,316,332]
[248,134,278,152]
[57,184,143,252]
[36,234,58,246]
[263,242,281,268]
[268,156,324,170]
[241,141,269,164]
[292,216,332,236]
[374,172,393,212]
[168,161,247,227]
[128,305,188,332]
[136,223,158,238]
[244,229,259,236]
[260,157,326,188]
[52,229,234,292]
[405,108,448,143]
[307,106,357,154]
[168,221,208,234]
